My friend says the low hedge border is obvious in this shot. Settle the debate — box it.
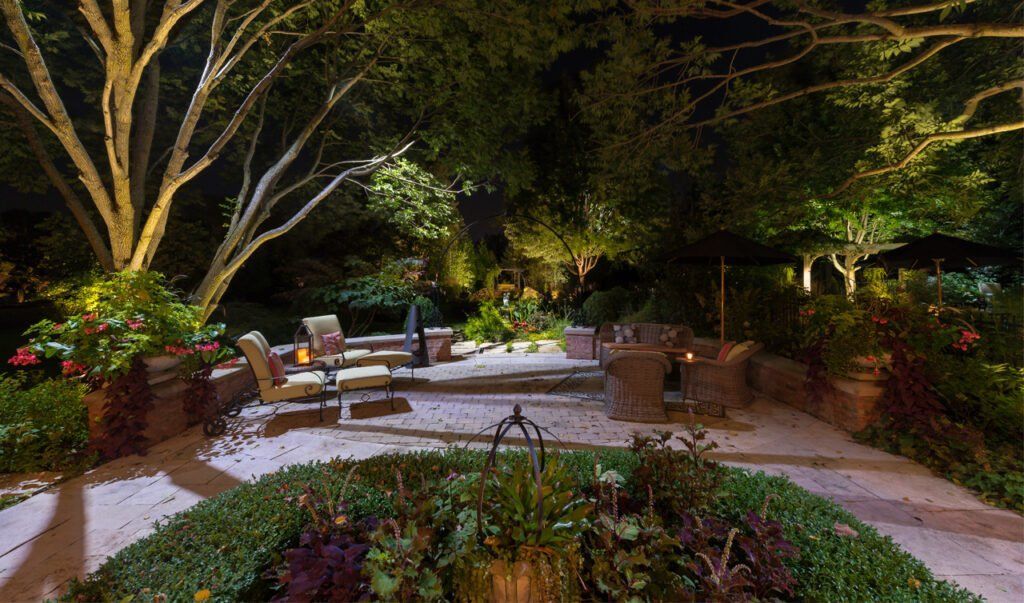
[65,448,976,602]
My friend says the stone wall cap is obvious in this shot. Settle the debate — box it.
[564,326,597,336]
[347,327,452,345]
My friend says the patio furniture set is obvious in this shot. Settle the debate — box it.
[202,314,414,435]
[598,322,763,423]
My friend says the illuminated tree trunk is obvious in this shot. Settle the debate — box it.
[0,0,407,319]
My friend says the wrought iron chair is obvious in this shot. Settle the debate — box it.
[203,331,326,436]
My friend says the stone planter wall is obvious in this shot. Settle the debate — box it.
[692,337,884,432]
[564,326,598,360]
[83,364,255,447]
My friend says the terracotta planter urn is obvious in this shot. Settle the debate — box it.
[142,354,183,385]
[488,559,539,603]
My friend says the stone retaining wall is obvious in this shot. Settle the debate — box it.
[692,337,883,432]
[346,328,453,363]
[83,364,254,446]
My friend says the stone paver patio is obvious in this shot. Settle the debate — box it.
[0,352,1021,601]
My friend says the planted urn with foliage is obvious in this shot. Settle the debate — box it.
[8,271,232,459]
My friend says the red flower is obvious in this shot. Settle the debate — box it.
[96,322,109,332]
[61,360,87,376]
[8,347,41,366]
[82,313,98,322]
[127,319,144,331]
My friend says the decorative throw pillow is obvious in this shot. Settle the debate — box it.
[659,326,680,346]
[321,331,344,355]
[716,341,735,362]
[725,342,751,362]
[267,351,288,386]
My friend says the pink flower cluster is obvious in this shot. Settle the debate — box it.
[798,308,816,317]
[165,344,195,356]
[952,329,981,352]
[82,313,98,322]
[84,322,110,335]
[8,347,40,366]
[195,341,220,352]
[127,319,145,330]
[870,315,889,325]
[61,360,87,376]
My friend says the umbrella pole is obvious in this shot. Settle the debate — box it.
[720,256,725,346]
[934,258,944,308]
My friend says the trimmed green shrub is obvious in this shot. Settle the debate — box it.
[581,286,632,325]
[65,449,975,602]
[0,374,90,473]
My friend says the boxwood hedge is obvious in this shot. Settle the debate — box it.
[65,448,976,602]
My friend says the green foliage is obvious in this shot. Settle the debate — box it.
[469,243,501,292]
[629,424,724,516]
[581,286,633,325]
[367,159,463,249]
[463,303,513,344]
[317,266,417,335]
[0,373,90,473]
[799,295,884,376]
[481,458,592,552]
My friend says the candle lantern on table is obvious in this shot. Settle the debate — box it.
[293,323,313,366]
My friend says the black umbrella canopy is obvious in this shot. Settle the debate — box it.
[878,233,1020,273]
[666,229,798,265]
[664,230,795,345]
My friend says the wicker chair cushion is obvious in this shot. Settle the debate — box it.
[725,342,751,362]
[612,323,637,344]
[717,341,735,362]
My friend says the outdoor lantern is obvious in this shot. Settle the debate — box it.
[293,323,313,365]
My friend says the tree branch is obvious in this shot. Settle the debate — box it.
[827,120,1024,198]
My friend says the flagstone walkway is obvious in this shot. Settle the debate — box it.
[0,353,1021,601]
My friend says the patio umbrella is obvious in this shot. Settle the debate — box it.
[666,230,797,344]
[877,232,1020,307]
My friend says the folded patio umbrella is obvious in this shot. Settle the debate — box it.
[665,229,797,344]
[877,232,1020,307]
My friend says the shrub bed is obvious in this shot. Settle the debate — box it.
[0,373,91,474]
[65,444,976,602]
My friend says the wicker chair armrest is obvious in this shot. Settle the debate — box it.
[687,357,747,381]
[606,350,672,373]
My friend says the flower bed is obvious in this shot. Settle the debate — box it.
[65,443,975,602]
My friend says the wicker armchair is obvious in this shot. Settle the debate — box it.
[604,351,672,423]
[681,342,764,409]
[598,322,694,368]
